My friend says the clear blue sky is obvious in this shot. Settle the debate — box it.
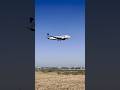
[35,0,85,67]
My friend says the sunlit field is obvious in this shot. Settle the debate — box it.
[35,71,85,90]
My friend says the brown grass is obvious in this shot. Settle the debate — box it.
[35,71,85,90]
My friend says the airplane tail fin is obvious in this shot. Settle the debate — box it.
[47,33,50,36]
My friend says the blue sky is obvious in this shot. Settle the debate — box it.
[35,0,85,67]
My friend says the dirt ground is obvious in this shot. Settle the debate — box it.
[35,71,85,90]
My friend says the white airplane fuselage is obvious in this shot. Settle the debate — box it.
[47,34,71,40]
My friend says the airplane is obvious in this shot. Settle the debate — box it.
[47,33,71,41]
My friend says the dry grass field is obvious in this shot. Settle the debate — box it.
[35,71,85,90]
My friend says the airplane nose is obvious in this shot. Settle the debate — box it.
[65,35,71,38]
